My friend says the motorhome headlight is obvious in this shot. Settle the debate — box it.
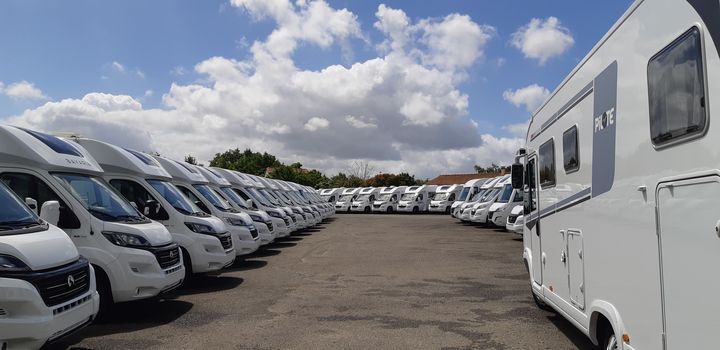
[249,214,264,222]
[0,254,30,272]
[267,211,283,219]
[184,222,216,234]
[102,231,151,247]
[225,217,251,227]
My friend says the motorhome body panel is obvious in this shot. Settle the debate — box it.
[521,0,720,348]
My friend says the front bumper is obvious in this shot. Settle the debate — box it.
[109,245,186,302]
[0,267,100,349]
[229,226,261,256]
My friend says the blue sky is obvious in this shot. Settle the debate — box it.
[0,0,633,177]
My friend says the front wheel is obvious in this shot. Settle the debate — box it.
[386,207,393,213]
[531,289,552,311]
[181,248,193,284]
[412,206,419,213]
[364,206,371,213]
[601,329,619,350]
[445,207,451,214]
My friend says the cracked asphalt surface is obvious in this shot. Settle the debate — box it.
[53,214,595,350]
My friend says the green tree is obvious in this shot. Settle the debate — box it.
[184,155,197,165]
[209,148,282,175]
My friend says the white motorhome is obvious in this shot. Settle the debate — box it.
[194,166,277,246]
[487,178,524,227]
[269,179,317,227]
[450,178,486,218]
[350,187,380,213]
[251,175,312,229]
[320,188,343,205]
[505,205,524,235]
[0,181,99,348]
[209,168,292,238]
[77,139,232,283]
[397,185,438,213]
[465,176,509,224]
[429,184,463,214]
[371,186,407,213]
[0,126,183,311]
[457,176,502,221]
[288,182,327,221]
[512,1,720,348]
[152,156,247,260]
[335,188,360,212]
[236,172,297,234]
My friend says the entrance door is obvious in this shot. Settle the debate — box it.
[566,229,584,309]
[657,176,720,348]
[525,154,542,285]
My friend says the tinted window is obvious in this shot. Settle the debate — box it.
[563,126,579,172]
[18,128,84,157]
[125,149,159,167]
[539,139,555,188]
[110,179,169,220]
[176,185,211,214]
[1,172,81,229]
[648,27,706,145]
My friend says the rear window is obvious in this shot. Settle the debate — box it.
[648,27,706,146]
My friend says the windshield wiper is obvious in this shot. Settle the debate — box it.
[116,215,145,223]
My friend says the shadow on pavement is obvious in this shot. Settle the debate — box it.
[224,259,268,272]
[173,275,244,296]
[546,313,596,349]
[271,242,297,248]
[249,249,282,258]
[48,298,194,349]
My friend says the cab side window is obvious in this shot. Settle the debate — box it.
[648,27,706,146]
[0,173,81,229]
[539,139,556,188]
[110,179,169,220]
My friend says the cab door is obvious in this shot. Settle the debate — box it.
[657,176,720,348]
[525,154,542,286]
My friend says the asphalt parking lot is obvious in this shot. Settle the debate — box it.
[54,214,595,350]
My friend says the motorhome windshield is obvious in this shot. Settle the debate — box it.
[434,193,449,201]
[220,187,249,209]
[458,187,470,201]
[294,191,310,204]
[54,173,145,223]
[193,184,236,212]
[470,190,485,201]
[258,189,281,206]
[496,184,513,203]
[0,182,43,232]
[357,194,371,201]
[480,188,500,202]
[378,194,392,201]
[146,179,204,216]
[339,194,354,202]
[248,188,273,207]
[400,193,415,201]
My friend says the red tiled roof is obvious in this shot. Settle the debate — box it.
[426,172,504,185]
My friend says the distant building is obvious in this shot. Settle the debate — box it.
[426,171,505,186]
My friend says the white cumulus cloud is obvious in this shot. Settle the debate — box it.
[304,117,329,131]
[511,17,574,65]
[503,84,550,113]
[2,81,48,100]
[8,2,515,178]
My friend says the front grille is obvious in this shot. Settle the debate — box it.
[283,217,291,226]
[267,222,274,232]
[290,216,297,223]
[219,234,233,250]
[16,259,92,307]
[249,227,259,239]
[508,215,518,224]
[373,204,380,208]
[152,244,181,269]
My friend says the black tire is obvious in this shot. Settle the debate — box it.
[181,248,193,285]
[387,207,394,213]
[600,326,619,350]
[93,265,114,320]
[445,207,451,214]
[364,206,371,213]
[412,206,419,213]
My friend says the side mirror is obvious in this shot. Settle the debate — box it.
[511,163,524,189]
[40,201,60,226]
[144,199,160,216]
[246,199,253,208]
[25,197,38,214]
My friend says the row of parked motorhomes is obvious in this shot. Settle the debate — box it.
[319,179,524,233]
[0,125,334,349]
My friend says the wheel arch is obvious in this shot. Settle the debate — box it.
[588,300,624,347]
